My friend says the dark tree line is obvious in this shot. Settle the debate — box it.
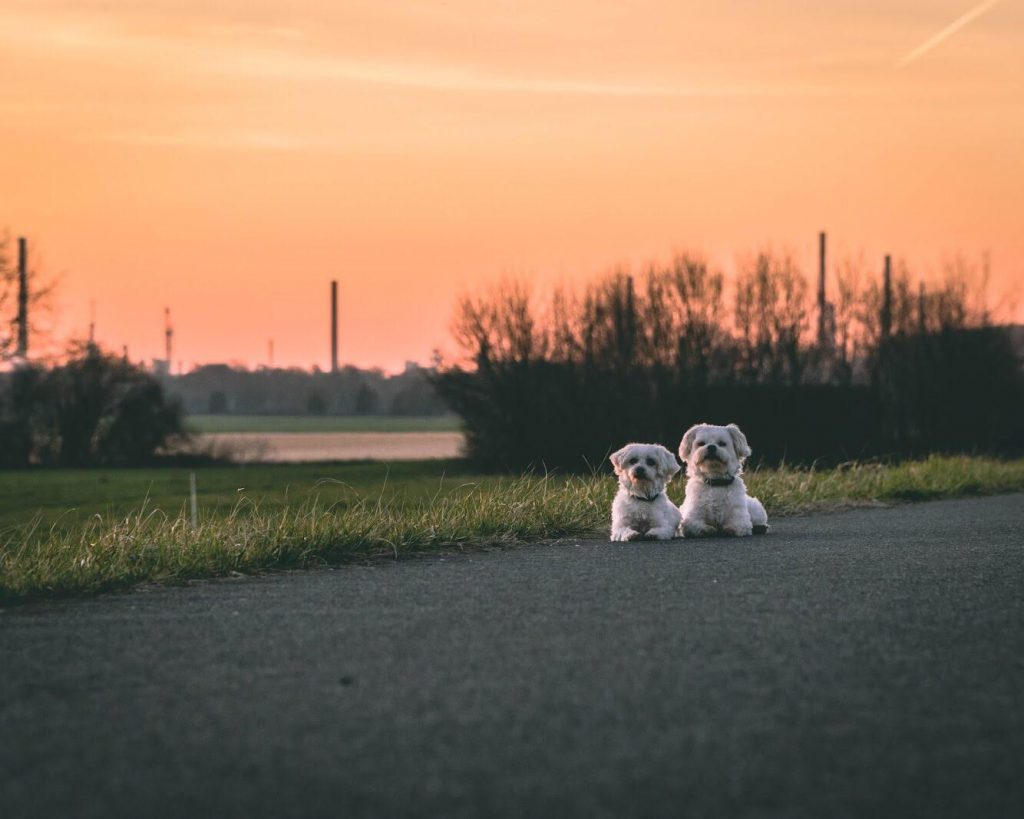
[0,344,185,467]
[432,252,1022,470]
[166,362,448,417]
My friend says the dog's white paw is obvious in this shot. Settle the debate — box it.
[611,527,643,542]
[680,519,716,538]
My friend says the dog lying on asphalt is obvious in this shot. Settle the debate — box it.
[677,422,768,537]
[609,442,682,541]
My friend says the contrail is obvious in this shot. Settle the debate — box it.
[896,0,1003,68]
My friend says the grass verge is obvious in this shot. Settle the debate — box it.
[0,460,477,532]
[1,455,1022,604]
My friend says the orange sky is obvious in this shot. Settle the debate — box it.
[2,0,1022,371]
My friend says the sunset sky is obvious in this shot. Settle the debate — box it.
[2,0,1022,371]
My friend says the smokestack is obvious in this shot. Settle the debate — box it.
[16,237,27,358]
[165,307,173,368]
[330,280,338,373]
[817,231,827,346]
[881,255,893,338]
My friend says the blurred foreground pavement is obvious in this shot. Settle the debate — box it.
[2,494,1023,819]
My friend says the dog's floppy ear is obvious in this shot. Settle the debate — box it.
[609,444,632,474]
[726,423,752,460]
[678,424,701,462]
[657,445,682,478]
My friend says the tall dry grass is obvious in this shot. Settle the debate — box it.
[2,455,1022,603]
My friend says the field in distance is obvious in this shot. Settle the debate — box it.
[187,414,462,434]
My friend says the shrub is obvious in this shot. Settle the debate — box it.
[0,344,186,466]
[432,253,1022,470]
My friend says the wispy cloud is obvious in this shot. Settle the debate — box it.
[218,49,773,98]
[896,0,1003,68]
[0,10,796,99]
[99,130,319,152]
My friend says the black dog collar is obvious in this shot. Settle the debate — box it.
[703,475,736,487]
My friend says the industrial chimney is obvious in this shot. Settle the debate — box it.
[819,230,827,331]
[16,237,27,358]
[881,255,893,339]
[330,280,338,373]
[817,231,827,346]
[165,307,174,373]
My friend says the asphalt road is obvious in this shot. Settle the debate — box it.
[2,494,1023,819]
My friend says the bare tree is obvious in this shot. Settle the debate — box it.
[831,253,865,383]
[734,251,810,385]
[451,278,542,367]
[666,254,727,383]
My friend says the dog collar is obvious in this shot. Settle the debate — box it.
[703,475,736,487]
[629,491,663,503]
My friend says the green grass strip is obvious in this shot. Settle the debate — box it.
[1,455,1022,604]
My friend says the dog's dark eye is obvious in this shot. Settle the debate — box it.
[628,457,638,465]
[718,440,727,447]
[645,457,655,467]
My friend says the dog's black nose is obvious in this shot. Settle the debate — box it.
[707,444,717,454]
[634,466,647,478]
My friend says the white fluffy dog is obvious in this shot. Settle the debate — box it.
[609,442,682,541]
[677,422,768,538]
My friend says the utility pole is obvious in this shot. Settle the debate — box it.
[16,237,28,358]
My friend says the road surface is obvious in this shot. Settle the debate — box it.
[2,493,1023,818]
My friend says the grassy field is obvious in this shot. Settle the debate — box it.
[1,455,1023,603]
[186,414,461,433]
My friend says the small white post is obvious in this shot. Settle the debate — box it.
[189,472,198,529]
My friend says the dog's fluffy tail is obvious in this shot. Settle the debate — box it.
[747,496,769,534]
